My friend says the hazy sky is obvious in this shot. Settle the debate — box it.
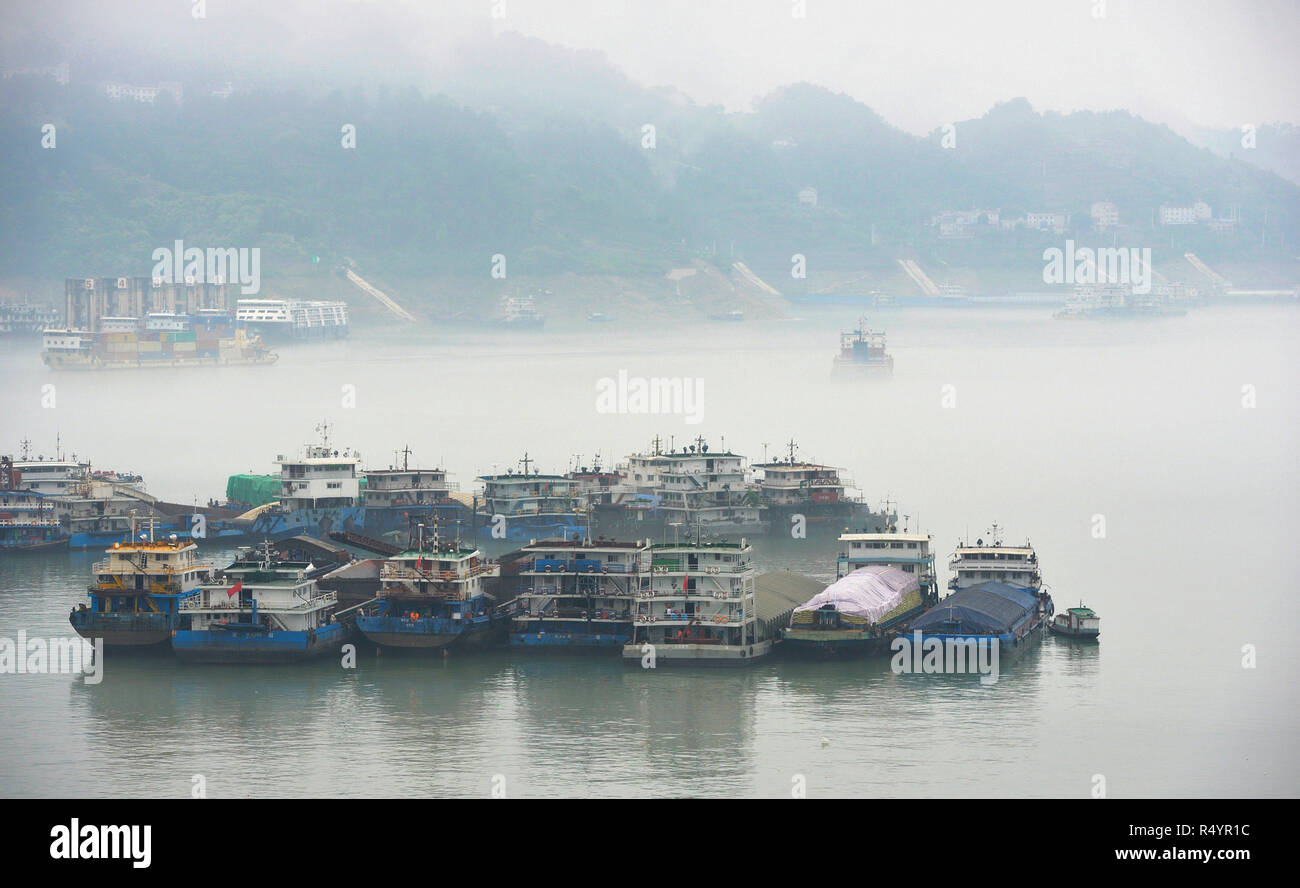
[4,0,1297,134]
[481,0,1300,132]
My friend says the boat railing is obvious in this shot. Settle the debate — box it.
[636,612,739,625]
[517,559,642,575]
[381,565,485,582]
[0,517,61,527]
[649,561,750,574]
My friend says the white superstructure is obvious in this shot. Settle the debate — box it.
[837,523,937,601]
[275,425,361,511]
[624,538,768,663]
[948,523,1041,592]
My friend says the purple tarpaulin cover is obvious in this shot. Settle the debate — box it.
[793,565,920,623]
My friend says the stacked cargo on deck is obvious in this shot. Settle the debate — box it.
[782,565,928,657]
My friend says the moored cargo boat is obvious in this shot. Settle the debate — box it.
[906,580,1053,664]
[172,541,346,663]
[781,565,927,658]
[360,447,472,538]
[476,455,583,541]
[622,536,770,666]
[947,523,1042,593]
[354,528,501,650]
[836,513,939,604]
[752,439,873,531]
[507,537,648,650]
[233,425,365,541]
[69,525,213,647]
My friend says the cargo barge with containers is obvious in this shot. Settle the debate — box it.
[40,276,276,371]
[42,311,275,370]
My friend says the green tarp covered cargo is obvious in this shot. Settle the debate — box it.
[225,474,281,507]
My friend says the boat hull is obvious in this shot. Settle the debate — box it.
[69,611,176,647]
[621,639,773,667]
[171,624,346,664]
[780,629,889,659]
[1048,622,1100,641]
[510,630,630,651]
[355,614,502,650]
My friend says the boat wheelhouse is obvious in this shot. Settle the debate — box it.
[477,454,583,541]
[1049,605,1101,641]
[237,424,364,540]
[948,524,1041,593]
[355,530,500,650]
[752,439,871,528]
[70,525,213,646]
[622,537,769,666]
[508,538,649,650]
[0,458,67,550]
[361,446,469,536]
[836,517,938,605]
[172,541,345,663]
[832,317,894,376]
[648,439,768,535]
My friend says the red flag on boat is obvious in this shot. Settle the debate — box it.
[226,579,243,599]
[416,556,426,571]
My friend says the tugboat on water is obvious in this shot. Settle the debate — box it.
[1049,604,1101,641]
[171,540,346,663]
[354,524,501,650]
[832,316,894,377]
[70,520,213,647]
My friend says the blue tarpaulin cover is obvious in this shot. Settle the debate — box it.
[910,582,1038,635]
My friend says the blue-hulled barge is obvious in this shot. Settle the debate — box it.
[171,541,347,663]
[354,530,502,650]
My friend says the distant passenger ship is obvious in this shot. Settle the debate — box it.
[496,294,545,328]
[235,298,349,341]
